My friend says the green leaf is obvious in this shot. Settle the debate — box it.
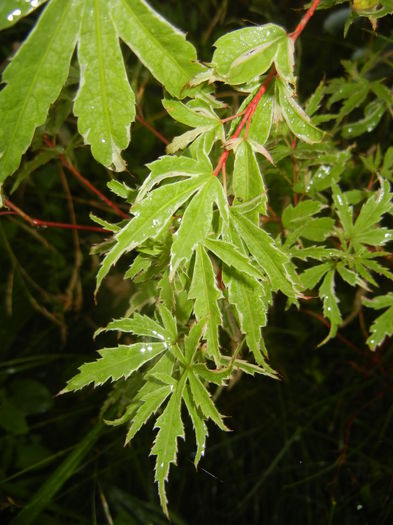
[224,269,270,364]
[231,210,300,297]
[0,0,82,182]
[212,24,292,85]
[183,385,208,467]
[363,294,393,350]
[162,98,219,127]
[73,0,135,171]
[286,218,335,245]
[204,238,262,280]
[184,321,205,364]
[319,270,341,343]
[61,342,167,392]
[157,304,178,341]
[301,262,331,290]
[342,99,385,138]
[277,80,323,143]
[151,372,187,516]
[95,313,172,342]
[126,385,172,444]
[332,183,353,235]
[0,0,47,32]
[189,245,223,364]
[139,154,211,202]
[233,141,267,220]
[247,87,274,145]
[188,371,228,431]
[96,174,208,292]
[282,201,324,228]
[112,0,204,98]
[170,177,222,276]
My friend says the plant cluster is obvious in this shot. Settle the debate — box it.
[1,0,393,518]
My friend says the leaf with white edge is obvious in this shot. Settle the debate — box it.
[232,210,300,297]
[319,270,341,343]
[61,342,167,393]
[94,313,172,341]
[126,385,172,444]
[166,126,216,154]
[282,200,325,228]
[224,268,271,364]
[162,98,219,128]
[138,155,211,202]
[332,183,353,235]
[0,0,47,31]
[157,304,178,341]
[274,34,295,84]
[170,177,223,276]
[336,262,363,287]
[363,294,393,350]
[183,384,208,467]
[204,238,263,280]
[90,214,121,233]
[0,0,82,183]
[233,141,267,220]
[352,180,393,247]
[212,24,291,85]
[74,0,135,171]
[342,100,385,138]
[96,174,208,292]
[124,255,152,280]
[188,245,223,364]
[151,372,187,517]
[277,80,323,144]
[286,218,335,246]
[184,321,205,364]
[188,371,229,431]
[112,0,204,99]
[220,356,278,379]
[301,262,331,290]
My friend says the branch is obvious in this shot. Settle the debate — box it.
[289,0,321,42]
[213,0,321,178]
[3,199,110,233]
[43,136,129,220]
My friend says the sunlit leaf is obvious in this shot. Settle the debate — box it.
[74,0,135,171]
[0,0,82,182]
[112,0,204,98]
[188,245,223,364]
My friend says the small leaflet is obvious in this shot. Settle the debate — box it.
[363,294,393,350]
[60,342,167,392]
[188,245,223,365]
[277,80,323,144]
[212,24,294,85]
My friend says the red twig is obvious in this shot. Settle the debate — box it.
[213,69,275,178]
[136,114,169,145]
[43,136,129,220]
[289,0,321,42]
[3,199,110,233]
[213,0,321,179]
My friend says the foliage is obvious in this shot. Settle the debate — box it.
[0,0,393,521]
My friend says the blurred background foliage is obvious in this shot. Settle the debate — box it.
[1,1,393,523]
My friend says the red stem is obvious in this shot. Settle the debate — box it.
[136,114,169,145]
[213,0,321,178]
[3,199,110,233]
[289,0,321,42]
[43,136,128,220]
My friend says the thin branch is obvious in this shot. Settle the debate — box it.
[289,0,321,42]
[43,135,129,220]
[136,114,169,145]
[4,199,110,233]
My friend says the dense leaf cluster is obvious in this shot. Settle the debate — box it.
[1,0,393,518]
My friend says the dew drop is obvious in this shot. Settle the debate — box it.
[160,462,164,468]
[327,306,332,312]
[152,218,159,226]
[101,138,106,143]
[357,504,363,511]
[7,8,22,21]
[140,347,146,353]
[347,127,353,134]
[370,339,375,345]
[147,345,153,352]
[385,232,392,240]
[170,384,174,392]
[337,195,343,206]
